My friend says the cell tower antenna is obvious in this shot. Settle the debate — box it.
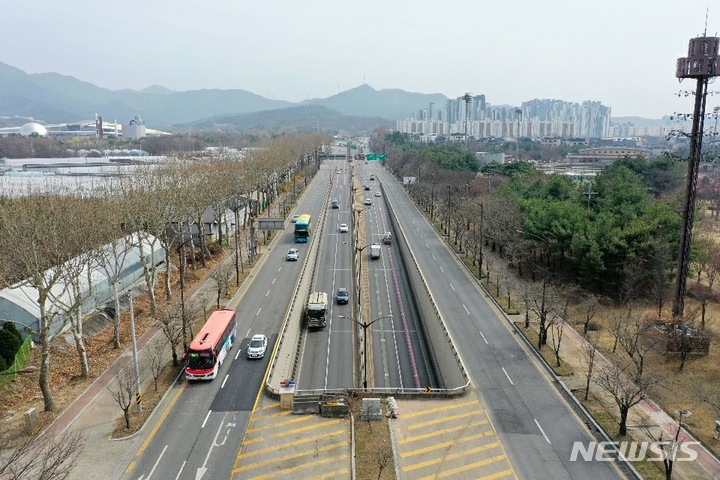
[704,7,709,35]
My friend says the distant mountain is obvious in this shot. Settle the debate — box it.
[180,104,393,135]
[611,116,669,127]
[0,61,665,134]
[0,62,449,132]
[302,84,448,121]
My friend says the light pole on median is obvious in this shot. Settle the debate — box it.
[339,315,393,390]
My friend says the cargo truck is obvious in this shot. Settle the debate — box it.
[306,291,328,328]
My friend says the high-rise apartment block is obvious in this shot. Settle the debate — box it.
[399,96,612,140]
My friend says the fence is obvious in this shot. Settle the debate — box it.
[0,336,33,384]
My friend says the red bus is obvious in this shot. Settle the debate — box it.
[184,308,237,380]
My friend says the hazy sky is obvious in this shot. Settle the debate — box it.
[2,1,718,118]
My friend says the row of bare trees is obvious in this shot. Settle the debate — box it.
[0,134,329,416]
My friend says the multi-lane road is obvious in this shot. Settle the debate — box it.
[113,158,627,479]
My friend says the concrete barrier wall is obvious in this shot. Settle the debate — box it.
[382,182,470,395]
[266,179,333,397]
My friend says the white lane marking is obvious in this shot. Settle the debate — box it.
[266,289,270,297]
[245,328,251,338]
[146,444,167,480]
[439,266,444,273]
[221,374,229,389]
[535,419,551,444]
[450,283,455,291]
[463,305,470,315]
[201,410,212,428]
[272,278,276,284]
[256,307,261,316]
[234,348,241,360]
[479,331,488,344]
[174,461,186,480]
[501,367,514,385]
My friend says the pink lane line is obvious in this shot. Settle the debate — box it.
[378,204,421,388]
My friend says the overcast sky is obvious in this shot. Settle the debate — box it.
[2,1,718,118]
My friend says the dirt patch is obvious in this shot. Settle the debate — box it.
[350,396,396,480]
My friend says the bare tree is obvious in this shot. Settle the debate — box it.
[596,360,656,436]
[108,365,140,430]
[579,293,603,335]
[156,302,185,367]
[375,448,393,480]
[0,194,90,412]
[581,334,598,401]
[211,262,233,308]
[0,431,83,480]
[148,338,167,391]
[549,317,565,367]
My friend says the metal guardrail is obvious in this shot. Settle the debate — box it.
[265,179,333,397]
[382,181,471,394]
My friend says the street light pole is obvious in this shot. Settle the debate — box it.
[128,292,142,413]
[339,315,392,390]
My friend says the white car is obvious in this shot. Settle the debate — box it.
[374,191,381,197]
[291,214,300,223]
[286,248,299,261]
[364,198,372,206]
[339,223,348,233]
[247,334,267,358]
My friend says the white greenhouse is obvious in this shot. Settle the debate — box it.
[0,233,165,338]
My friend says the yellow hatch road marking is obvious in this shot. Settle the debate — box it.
[402,399,481,419]
[407,410,481,430]
[237,429,346,460]
[399,419,489,444]
[245,414,313,433]
[242,454,348,480]
[400,430,496,458]
[234,442,349,473]
[479,469,516,480]
[403,442,501,472]
[417,455,508,480]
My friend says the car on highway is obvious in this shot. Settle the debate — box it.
[339,223,348,233]
[336,288,349,305]
[331,199,339,209]
[286,248,299,261]
[246,334,267,358]
[374,191,381,197]
[291,214,300,223]
[364,198,372,206]
[364,185,370,191]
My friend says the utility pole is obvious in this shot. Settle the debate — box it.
[672,33,720,318]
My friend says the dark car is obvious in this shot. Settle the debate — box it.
[331,199,339,209]
[336,287,349,305]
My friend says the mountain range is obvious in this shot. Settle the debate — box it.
[0,61,663,135]
[0,62,451,133]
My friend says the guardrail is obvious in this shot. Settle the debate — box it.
[382,182,471,395]
[265,179,333,397]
